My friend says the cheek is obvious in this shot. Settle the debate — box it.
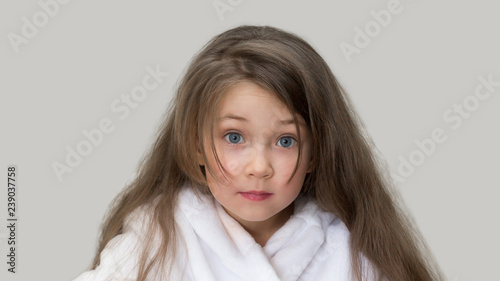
[210,145,246,176]
[270,156,297,186]
[276,150,311,184]
[224,156,240,173]
[277,157,297,176]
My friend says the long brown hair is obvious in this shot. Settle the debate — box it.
[90,25,444,281]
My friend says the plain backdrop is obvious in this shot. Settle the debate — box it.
[1,0,499,280]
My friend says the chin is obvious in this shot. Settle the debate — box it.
[233,209,276,222]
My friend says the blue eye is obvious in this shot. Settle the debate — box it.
[224,132,244,144]
[277,137,296,148]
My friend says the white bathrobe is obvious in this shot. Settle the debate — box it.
[73,184,374,281]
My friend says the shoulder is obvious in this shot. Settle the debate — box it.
[175,183,215,218]
[294,195,350,238]
[72,203,159,281]
[122,200,158,236]
[290,195,352,260]
[297,197,381,281]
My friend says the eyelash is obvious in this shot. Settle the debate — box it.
[223,131,298,148]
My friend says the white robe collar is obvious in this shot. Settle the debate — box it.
[176,183,339,281]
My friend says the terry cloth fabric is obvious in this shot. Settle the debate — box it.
[72,182,375,280]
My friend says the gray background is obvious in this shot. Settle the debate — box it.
[1,0,499,280]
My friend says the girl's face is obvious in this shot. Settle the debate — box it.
[198,81,313,225]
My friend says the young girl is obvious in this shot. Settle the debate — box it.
[73,25,444,281]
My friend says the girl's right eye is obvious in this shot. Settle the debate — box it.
[224,132,244,144]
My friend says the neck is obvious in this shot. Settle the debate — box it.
[224,203,295,247]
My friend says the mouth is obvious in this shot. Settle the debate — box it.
[239,191,273,201]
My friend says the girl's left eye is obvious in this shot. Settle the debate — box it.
[277,136,297,148]
[224,132,244,144]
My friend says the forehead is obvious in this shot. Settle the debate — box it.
[219,81,281,106]
[215,81,307,127]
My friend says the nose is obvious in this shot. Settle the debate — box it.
[245,147,273,179]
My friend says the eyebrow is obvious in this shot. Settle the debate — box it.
[218,113,306,126]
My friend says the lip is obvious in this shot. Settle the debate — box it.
[239,191,273,201]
